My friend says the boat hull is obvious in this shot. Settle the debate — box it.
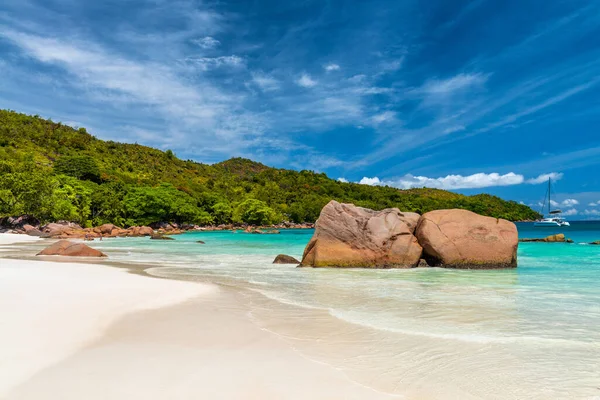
[534,221,570,227]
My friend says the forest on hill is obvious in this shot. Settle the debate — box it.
[0,110,540,227]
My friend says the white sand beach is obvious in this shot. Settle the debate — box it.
[0,234,395,400]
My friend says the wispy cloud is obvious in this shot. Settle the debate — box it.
[419,73,488,95]
[0,29,264,159]
[181,55,245,70]
[526,172,564,184]
[371,111,397,125]
[191,36,220,49]
[250,72,280,92]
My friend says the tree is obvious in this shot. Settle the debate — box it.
[53,156,101,183]
[122,183,213,226]
[212,202,233,224]
[50,175,93,226]
[233,199,280,225]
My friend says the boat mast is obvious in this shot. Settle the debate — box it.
[548,178,551,215]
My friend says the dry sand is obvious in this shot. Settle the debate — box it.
[0,234,396,399]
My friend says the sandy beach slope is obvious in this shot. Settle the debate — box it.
[0,234,396,399]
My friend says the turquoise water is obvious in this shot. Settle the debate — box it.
[91,225,600,398]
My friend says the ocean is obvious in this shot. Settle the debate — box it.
[88,222,600,399]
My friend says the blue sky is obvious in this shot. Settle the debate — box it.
[1,0,600,218]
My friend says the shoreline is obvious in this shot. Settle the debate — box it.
[0,234,395,399]
[4,233,599,399]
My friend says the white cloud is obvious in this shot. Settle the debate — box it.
[562,208,578,216]
[549,200,578,209]
[420,73,488,95]
[296,73,317,88]
[526,172,564,184]
[358,172,524,190]
[354,171,571,190]
[337,177,349,183]
[359,177,382,185]
[324,63,340,72]
[588,201,600,207]
[561,198,579,207]
[583,209,600,216]
[371,111,396,124]
[191,36,220,49]
[250,72,280,91]
[183,55,244,70]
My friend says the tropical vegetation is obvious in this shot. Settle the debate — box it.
[0,110,540,227]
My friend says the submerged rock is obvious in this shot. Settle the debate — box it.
[415,209,518,269]
[150,234,175,240]
[37,240,106,257]
[300,201,422,268]
[273,254,300,264]
[520,234,571,243]
[197,240,206,244]
[589,241,600,245]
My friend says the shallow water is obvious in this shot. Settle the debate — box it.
[89,224,600,398]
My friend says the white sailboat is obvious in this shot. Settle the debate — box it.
[534,178,570,227]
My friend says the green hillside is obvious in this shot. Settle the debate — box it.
[0,109,540,227]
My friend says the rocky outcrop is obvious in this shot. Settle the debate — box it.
[0,215,41,231]
[273,254,300,264]
[150,234,175,240]
[38,224,156,239]
[95,223,117,235]
[37,240,107,257]
[590,241,600,245]
[243,227,281,234]
[300,201,422,268]
[26,229,44,237]
[41,222,78,237]
[415,209,518,269]
[520,234,572,243]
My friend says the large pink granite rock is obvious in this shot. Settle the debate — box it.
[415,209,518,269]
[300,201,422,268]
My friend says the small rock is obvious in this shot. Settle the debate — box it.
[37,240,106,257]
[273,254,300,264]
[197,240,205,244]
[590,241,600,245]
[417,259,430,268]
[150,234,175,240]
[520,234,571,243]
